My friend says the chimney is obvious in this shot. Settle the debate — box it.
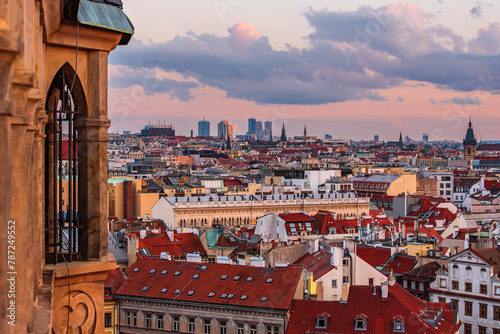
[167,230,175,242]
[160,252,171,260]
[388,270,396,286]
[217,256,232,265]
[381,281,389,300]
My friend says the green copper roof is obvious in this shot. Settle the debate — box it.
[206,229,223,248]
[78,0,134,35]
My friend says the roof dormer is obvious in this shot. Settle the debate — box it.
[392,315,405,333]
[355,314,367,331]
[316,312,330,329]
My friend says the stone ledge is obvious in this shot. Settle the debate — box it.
[44,255,116,279]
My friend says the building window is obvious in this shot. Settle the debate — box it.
[465,301,473,316]
[204,319,211,334]
[481,268,488,282]
[480,284,487,294]
[369,278,374,286]
[419,282,425,291]
[411,281,416,291]
[343,259,349,266]
[237,323,244,334]
[480,304,488,319]
[173,316,180,331]
[332,279,337,288]
[479,326,487,334]
[126,311,137,326]
[495,306,500,321]
[343,276,349,285]
[104,313,112,328]
[145,313,152,328]
[355,319,366,331]
[157,314,164,329]
[189,318,196,332]
[208,257,216,263]
[438,297,446,303]
[316,316,328,329]
[451,299,459,311]
[220,320,227,334]
[250,325,257,334]
[393,320,405,333]
[494,329,500,334]
[402,280,408,289]
[452,281,459,290]
[465,282,472,292]
[439,278,447,288]
[464,324,472,334]
[495,286,500,295]
[267,326,279,334]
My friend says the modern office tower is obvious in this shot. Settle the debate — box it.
[264,121,272,139]
[248,118,256,134]
[374,135,379,142]
[198,118,210,137]
[256,121,263,140]
[217,120,233,139]
[423,133,429,143]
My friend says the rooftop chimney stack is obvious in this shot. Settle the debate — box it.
[381,281,389,300]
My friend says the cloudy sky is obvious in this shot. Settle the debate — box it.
[108,0,500,141]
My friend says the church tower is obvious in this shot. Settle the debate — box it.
[303,125,307,144]
[463,116,477,161]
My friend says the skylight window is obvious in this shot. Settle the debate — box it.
[208,292,215,298]
[201,265,207,271]
[221,293,228,299]
[174,289,181,295]
[133,268,139,273]
[221,275,228,280]
[193,274,200,279]
[227,294,234,299]
[266,278,274,284]
[233,276,240,281]
[174,271,181,276]
[187,291,195,296]
[246,277,254,282]
[240,295,247,300]
[149,269,156,274]
[142,287,149,292]
[161,288,168,293]
[161,270,168,275]
[260,297,268,302]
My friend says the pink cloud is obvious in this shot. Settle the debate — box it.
[228,22,263,49]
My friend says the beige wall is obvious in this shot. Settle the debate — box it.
[387,174,417,196]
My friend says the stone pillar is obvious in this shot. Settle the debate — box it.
[77,117,111,260]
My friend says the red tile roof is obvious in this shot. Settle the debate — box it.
[105,268,125,302]
[381,255,417,275]
[135,232,207,257]
[278,212,315,223]
[293,250,335,280]
[356,246,392,268]
[403,261,442,279]
[286,284,460,334]
[116,258,302,311]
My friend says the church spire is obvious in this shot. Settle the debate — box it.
[303,125,307,144]
[280,122,287,142]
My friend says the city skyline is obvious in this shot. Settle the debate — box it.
[108,1,500,140]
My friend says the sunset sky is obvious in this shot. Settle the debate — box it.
[108,0,500,141]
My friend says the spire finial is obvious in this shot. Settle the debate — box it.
[469,115,472,128]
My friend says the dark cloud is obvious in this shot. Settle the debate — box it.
[470,4,483,18]
[429,98,437,105]
[441,95,482,105]
[109,66,198,101]
[109,4,500,105]
[397,96,405,102]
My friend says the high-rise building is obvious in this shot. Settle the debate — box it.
[423,133,429,142]
[374,135,379,142]
[198,118,210,137]
[217,120,233,139]
[248,118,256,134]
[264,121,272,139]
[256,121,263,140]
